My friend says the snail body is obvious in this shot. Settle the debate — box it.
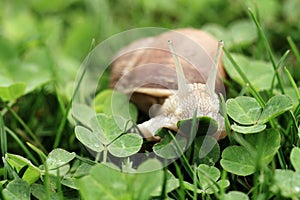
[110,28,226,140]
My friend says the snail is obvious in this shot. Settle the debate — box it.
[110,28,226,140]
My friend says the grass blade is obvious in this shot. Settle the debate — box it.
[4,103,47,153]
[0,115,7,157]
[223,48,265,107]
[284,67,300,101]
[27,142,47,162]
[53,39,96,148]
[248,8,285,94]
[270,50,290,94]
[5,127,39,165]
[193,164,198,200]
[174,162,186,200]
[0,115,7,179]
[287,36,300,64]
[219,94,233,143]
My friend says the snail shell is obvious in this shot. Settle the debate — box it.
[109,28,226,140]
[110,28,226,113]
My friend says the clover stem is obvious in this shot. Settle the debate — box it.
[103,146,108,163]
[95,151,101,163]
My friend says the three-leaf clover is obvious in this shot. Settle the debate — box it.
[75,113,142,159]
[226,95,293,134]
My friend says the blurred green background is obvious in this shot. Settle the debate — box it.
[1,0,299,98]
[0,0,300,151]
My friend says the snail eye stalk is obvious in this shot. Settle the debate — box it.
[206,40,224,96]
[168,40,189,95]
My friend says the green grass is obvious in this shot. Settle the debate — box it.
[1,0,300,199]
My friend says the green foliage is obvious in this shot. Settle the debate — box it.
[221,129,281,176]
[291,147,300,172]
[191,136,220,166]
[226,96,262,125]
[197,164,230,194]
[203,19,257,49]
[258,95,294,123]
[0,84,26,102]
[153,117,219,159]
[2,179,30,200]
[223,191,249,200]
[94,89,138,123]
[75,113,143,159]
[227,95,293,134]
[77,159,165,200]
[223,53,275,91]
[153,130,187,159]
[1,0,300,199]
[45,148,76,170]
[5,154,40,184]
[270,147,300,198]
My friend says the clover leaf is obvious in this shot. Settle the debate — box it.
[197,164,230,194]
[220,129,280,176]
[270,147,300,198]
[75,113,142,159]
[2,179,30,200]
[77,159,164,200]
[226,95,293,134]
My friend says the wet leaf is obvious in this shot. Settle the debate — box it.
[2,179,30,200]
[226,96,261,125]
[75,126,104,152]
[221,129,280,176]
[220,145,256,176]
[108,133,143,157]
[46,148,76,170]
[258,95,293,124]
[89,114,125,145]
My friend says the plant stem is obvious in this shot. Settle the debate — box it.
[103,146,108,163]
[95,151,101,163]
[43,162,51,200]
